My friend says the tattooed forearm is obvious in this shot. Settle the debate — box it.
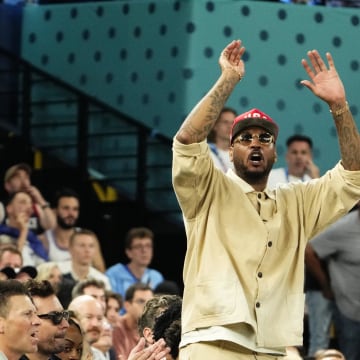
[333,110,360,170]
[176,73,239,144]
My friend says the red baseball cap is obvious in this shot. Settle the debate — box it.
[230,108,279,143]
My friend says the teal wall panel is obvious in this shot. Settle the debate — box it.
[21,0,360,173]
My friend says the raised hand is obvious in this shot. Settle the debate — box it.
[300,50,346,107]
[219,39,246,81]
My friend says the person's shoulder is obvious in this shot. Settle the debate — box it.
[106,263,126,274]
[147,267,164,278]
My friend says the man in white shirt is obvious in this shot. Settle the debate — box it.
[267,134,319,188]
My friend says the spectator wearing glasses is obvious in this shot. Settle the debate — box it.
[112,283,153,360]
[106,227,163,299]
[172,39,360,359]
[207,107,237,173]
[22,280,69,360]
[0,280,41,360]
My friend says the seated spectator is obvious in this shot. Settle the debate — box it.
[0,280,41,360]
[112,283,153,360]
[2,163,56,234]
[106,227,164,299]
[105,290,123,327]
[93,319,116,360]
[68,294,106,360]
[56,316,85,360]
[40,188,106,272]
[0,191,48,266]
[57,229,111,308]
[72,278,107,311]
[0,245,37,281]
[36,261,63,293]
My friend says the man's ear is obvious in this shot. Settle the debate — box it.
[142,327,154,345]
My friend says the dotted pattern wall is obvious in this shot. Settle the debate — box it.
[21,0,360,173]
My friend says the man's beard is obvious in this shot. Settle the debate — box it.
[57,215,77,230]
[234,162,273,185]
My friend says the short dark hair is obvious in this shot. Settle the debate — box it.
[5,191,31,207]
[54,187,80,208]
[25,279,56,298]
[0,280,32,317]
[125,283,152,302]
[138,294,181,335]
[105,290,123,309]
[72,279,106,299]
[153,298,182,360]
[125,227,154,249]
[286,134,313,149]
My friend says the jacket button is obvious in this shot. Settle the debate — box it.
[258,272,263,278]
[256,302,260,308]
[268,241,272,247]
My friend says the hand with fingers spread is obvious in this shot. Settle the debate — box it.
[300,50,346,108]
[126,338,170,360]
[219,39,246,81]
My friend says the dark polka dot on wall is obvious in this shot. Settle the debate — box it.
[223,26,232,37]
[41,54,49,65]
[186,22,196,33]
[259,75,268,86]
[276,99,286,111]
[295,33,305,44]
[294,124,304,134]
[168,92,176,103]
[67,53,75,64]
[295,78,303,90]
[29,33,36,44]
[82,29,90,41]
[108,27,116,39]
[153,115,161,127]
[351,15,359,26]
[122,4,129,15]
[314,12,323,23]
[350,104,358,116]
[204,47,213,58]
[182,68,193,79]
[171,46,179,57]
[313,147,320,159]
[277,9,287,21]
[330,126,337,138]
[134,26,142,38]
[96,6,104,17]
[173,1,181,12]
[56,32,64,43]
[105,73,113,83]
[145,48,153,60]
[142,94,149,104]
[156,70,164,81]
[94,51,101,62]
[117,94,124,105]
[70,7,78,19]
[241,5,250,17]
[350,60,359,71]
[206,1,215,12]
[119,49,127,60]
[332,36,342,47]
[239,97,249,108]
[243,52,250,62]
[148,3,156,14]
[259,30,269,41]
[159,24,167,36]
[79,74,87,85]
[130,72,138,83]
[44,10,51,21]
[312,102,322,114]
[277,54,287,66]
